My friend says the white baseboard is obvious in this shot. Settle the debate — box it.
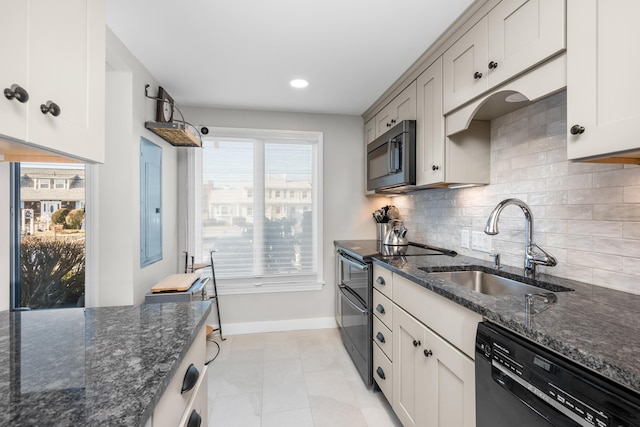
[208,316,338,336]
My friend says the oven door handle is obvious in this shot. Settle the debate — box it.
[338,253,369,272]
[340,287,368,315]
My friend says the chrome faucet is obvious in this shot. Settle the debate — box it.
[484,198,557,278]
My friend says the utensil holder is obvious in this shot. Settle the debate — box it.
[377,223,390,241]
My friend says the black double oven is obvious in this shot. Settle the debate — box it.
[334,240,456,386]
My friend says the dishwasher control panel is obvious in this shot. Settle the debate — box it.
[477,322,640,427]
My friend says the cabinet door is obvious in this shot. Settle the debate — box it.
[567,0,640,161]
[416,58,445,186]
[423,326,476,427]
[364,118,376,195]
[392,305,427,427]
[443,18,488,113]
[0,2,28,141]
[27,0,105,163]
[375,82,417,135]
[487,0,566,87]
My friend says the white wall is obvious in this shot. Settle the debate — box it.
[97,28,181,306]
[0,163,10,311]
[179,106,382,333]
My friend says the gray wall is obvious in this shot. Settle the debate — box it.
[97,28,182,306]
[395,91,640,295]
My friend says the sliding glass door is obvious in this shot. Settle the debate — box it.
[11,162,86,310]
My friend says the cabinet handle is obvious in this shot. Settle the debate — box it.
[4,84,29,103]
[424,349,433,358]
[376,366,386,380]
[570,125,585,135]
[488,61,498,70]
[473,71,483,79]
[376,332,386,343]
[432,165,439,171]
[187,409,202,427]
[181,363,200,394]
[413,339,421,347]
[40,100,61,117]
[376,304,385,315]
[376,276,385,285]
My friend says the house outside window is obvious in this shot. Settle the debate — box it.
[54,179,66,189]
[39,179,50,189]
[193,127,323,294]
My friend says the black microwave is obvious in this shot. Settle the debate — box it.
[366,120,416,193]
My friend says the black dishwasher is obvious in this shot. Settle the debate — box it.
[476,322,640,427]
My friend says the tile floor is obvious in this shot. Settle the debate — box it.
[205,328,402,427]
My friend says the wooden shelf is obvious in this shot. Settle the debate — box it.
[145,121,201,147]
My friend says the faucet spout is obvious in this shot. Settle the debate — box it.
[484,198,556,277]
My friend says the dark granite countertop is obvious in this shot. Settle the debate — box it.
[357,242,640,395]
[0,301,211,426]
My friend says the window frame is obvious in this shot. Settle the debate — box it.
[187,127,324,295]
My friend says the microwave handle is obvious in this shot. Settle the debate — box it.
[387,138,397,173]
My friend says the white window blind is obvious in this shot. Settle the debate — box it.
[194,128,323,294]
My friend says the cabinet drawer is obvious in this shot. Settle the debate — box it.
[373,342,393,403]
[153,325,206,427]
[393,274,482,359]
[373,289,393,330]
[373,264,393,299]
[179,365,208,427]
[373,315,393,361]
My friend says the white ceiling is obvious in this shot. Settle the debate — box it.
[106,0,475,116]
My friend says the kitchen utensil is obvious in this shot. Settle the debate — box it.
[387,205,400,220]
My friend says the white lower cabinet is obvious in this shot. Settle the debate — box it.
[393,305,476,427]
[151,325,207,427]
[372,266,480,427]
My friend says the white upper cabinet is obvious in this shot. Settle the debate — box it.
[0,2,29,142]
[567,0,640,162]
[364,118,376,195]
[415,58,445,186]
[443,18,489,114]
[375,82,417,136]
[444,0,566,113]
[0,0,105,163]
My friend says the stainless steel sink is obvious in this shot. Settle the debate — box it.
[426,270,570,297]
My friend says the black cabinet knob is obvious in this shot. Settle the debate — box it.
[432,165,440,171]
[181,363,200,394]
[376,366,386,380]
[376,276,385,285]
[570,125,585,135]
[376,304,385,315]
[474,71,483,79]
[187,409,202,427]
[376,332,386,343]
[424,349,433,358]
[4,84,29,103]
[40,100,61,117]
[488,61,498,69]
[413,339,421,347]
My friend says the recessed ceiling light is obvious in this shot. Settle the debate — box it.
[290,79,309,88]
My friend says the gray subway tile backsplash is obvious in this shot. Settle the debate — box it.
[393,91,640,294]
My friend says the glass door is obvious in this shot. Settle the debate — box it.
[11,162,86,310]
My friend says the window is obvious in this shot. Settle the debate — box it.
[11,163,86,310]
[192,128,323,294]
[54,179,66,189]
